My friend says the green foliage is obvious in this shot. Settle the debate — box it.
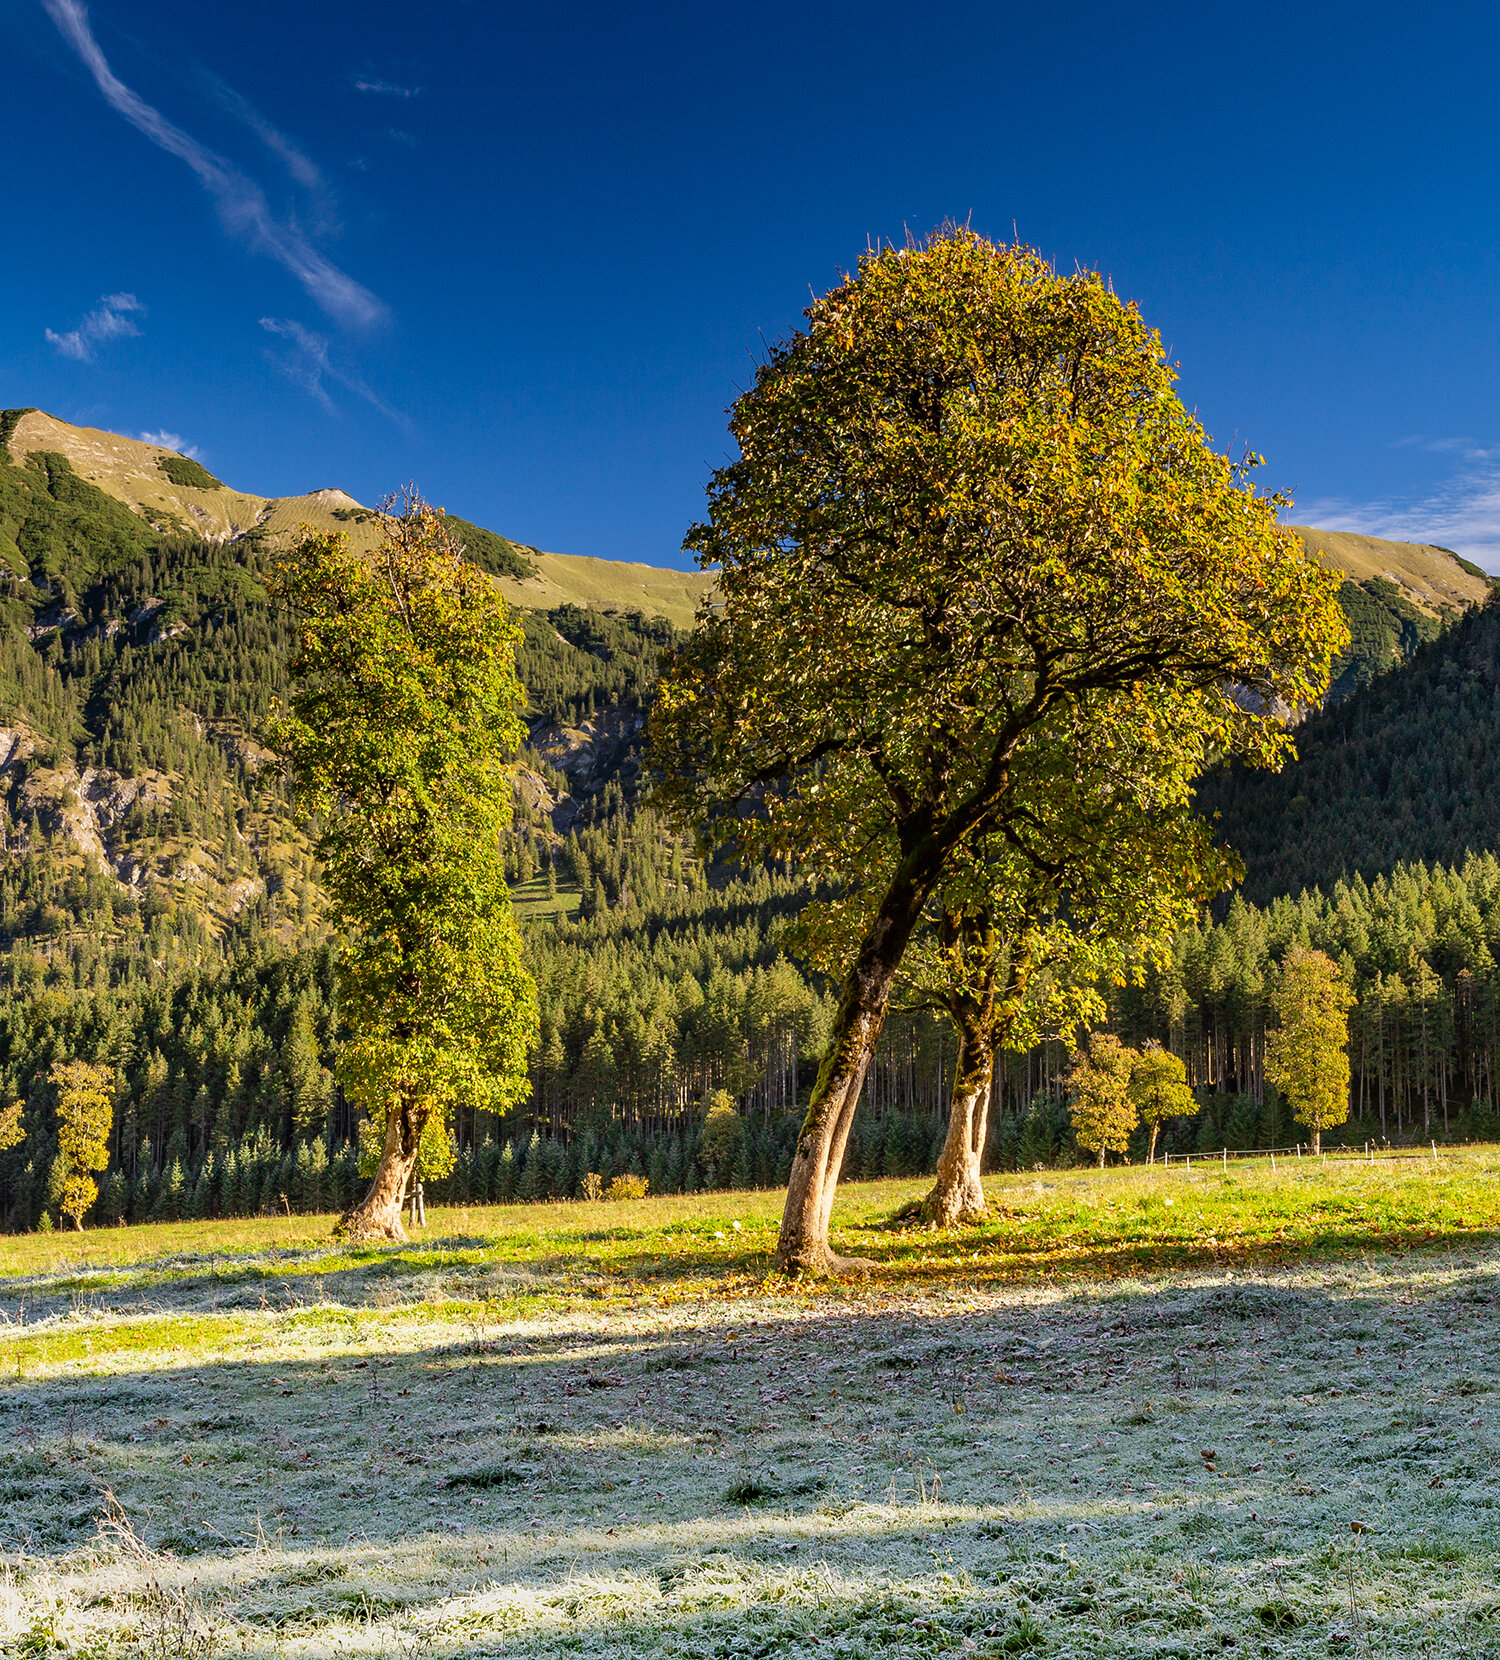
[156,454,223,491]
[1199,595,1500,902]
[1265,948,1354,1152]
[655,228,1346,889]
[444,515,538,582]
[517,603,674,728]
[267,496,538,1171]
[1327,577,1448,704]
[1066,1032,1138,1165]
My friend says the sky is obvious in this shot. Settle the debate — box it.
[5,0,1500,569]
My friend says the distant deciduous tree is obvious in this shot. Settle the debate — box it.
[1067,1034,1140,1168]
[268,492,538,1240]
[1130,1043,1198,1164]
[51,1060,114,1229]
[0,1100,22,1154]
[1265,947,1355,1155]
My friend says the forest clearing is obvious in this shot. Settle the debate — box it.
[4,1159,1500,1657]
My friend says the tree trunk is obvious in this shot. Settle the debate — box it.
[776,867,930,1275]
[1097,1145,1105,1169]
[1147,1121,1159,1165]
[338,1094,426,1242]
[922,1042,993,1224]
[1311,1127,1321,1156]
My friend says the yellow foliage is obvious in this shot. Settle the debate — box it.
[605,1174,649,1201]
[1068,1033,1139,1167]
[51,1060,114,1230]
[1265,947,1355,1153]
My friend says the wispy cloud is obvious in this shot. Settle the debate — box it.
[260,317,407,427]
[45,291,144,360]
[204,73,331,207]
[138,429,199,458]
[353,77,421,98]
[1299,445,1500,572]
[43,0,385,328]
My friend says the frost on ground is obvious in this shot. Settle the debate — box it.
[3,1230,1500,1655]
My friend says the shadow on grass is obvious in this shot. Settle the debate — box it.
[838,1220,1500,1288]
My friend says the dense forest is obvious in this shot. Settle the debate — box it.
[1201,590,1500,902]
[3,411,1500,1229]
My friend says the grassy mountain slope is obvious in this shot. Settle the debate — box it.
[2,409,711,627]
[1287,523,1491,614]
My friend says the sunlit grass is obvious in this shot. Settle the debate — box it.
[3,1145,1496,1300]
[4,1153,1500,1655]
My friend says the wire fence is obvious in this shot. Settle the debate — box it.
[1161,1139,1449,1170]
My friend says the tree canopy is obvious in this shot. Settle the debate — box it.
[653,227,1347,1272]
[1265,947,1354,1155]
[267,494,538,1238]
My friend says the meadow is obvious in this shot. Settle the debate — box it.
[3,1152,1500,1657]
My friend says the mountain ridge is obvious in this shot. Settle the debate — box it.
[1,410,713,629]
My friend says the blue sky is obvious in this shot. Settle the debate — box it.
[5,0,1500,568]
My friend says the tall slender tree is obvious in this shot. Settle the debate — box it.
[52,1060,114,1230]
[267,493,538,1240]
[653,228,1346,1272]
[1265,947,1354,1155]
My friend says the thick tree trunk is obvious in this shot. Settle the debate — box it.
[922,1042,993,1224]
[338,1095,426,1242]
[776,868,930,1275]
[1311,1128,1321,1156]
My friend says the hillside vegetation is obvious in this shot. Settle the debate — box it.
[2,409,1500,1233]
[1200,593,1500,901]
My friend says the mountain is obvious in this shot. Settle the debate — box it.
[0,409,712,629]
[1,407,1498,1226]
[1281,523,1495,705]
[1199,591,1500,903]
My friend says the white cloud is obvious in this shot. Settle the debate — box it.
[353,77,421,98]
[45,291,144,360]
[138,430,200,458]
[1298,445,1500,574]
[43,0,385,328]
[260,317,406,427]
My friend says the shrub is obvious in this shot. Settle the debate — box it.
[157,454,223,490]
[606,1173,648,1200]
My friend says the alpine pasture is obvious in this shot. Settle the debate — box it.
[4,1154,1500,1657]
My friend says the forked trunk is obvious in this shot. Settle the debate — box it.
[922,1046,993,1225]
[338,1093,427,1242]
[776,870,930,1275]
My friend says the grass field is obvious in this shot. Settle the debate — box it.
[4,1153,1500,1657]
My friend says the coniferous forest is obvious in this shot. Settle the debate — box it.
[3,413,1500,1229]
